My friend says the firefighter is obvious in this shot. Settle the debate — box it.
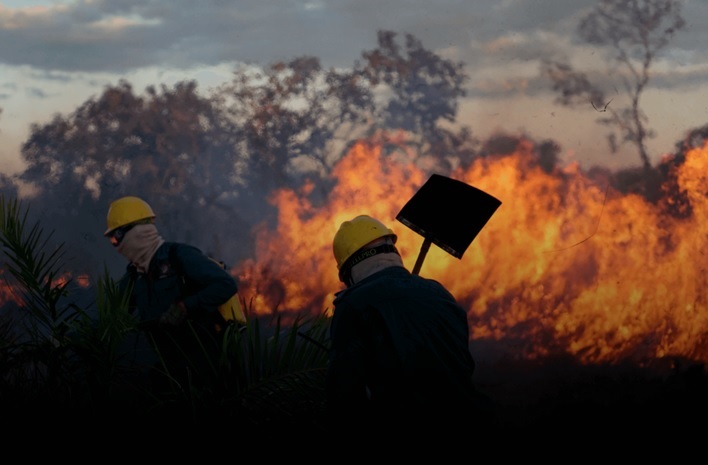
[327,214,495,433]
[104,196,239,402]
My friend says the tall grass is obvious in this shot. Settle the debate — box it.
[0,194,331,428]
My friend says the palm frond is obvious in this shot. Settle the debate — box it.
[215,303,331,424]
[0,195,84,340]
[67,266,143,404]
[0,194,93,412]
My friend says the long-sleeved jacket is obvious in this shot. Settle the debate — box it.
[119,241,238,328]
[327,265,487,425]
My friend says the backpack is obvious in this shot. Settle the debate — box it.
[168,243,246,329]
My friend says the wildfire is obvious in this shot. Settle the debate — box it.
[0,271,91,310]
[236,135,707,367]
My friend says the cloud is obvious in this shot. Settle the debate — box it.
[1,0,707,173]
[25,86,48,99]
[0,0,705,87]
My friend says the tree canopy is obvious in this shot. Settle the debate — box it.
[12,30,478,278]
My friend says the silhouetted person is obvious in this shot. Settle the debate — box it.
[326,215,495,436]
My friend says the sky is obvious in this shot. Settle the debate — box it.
[1,0,707,180]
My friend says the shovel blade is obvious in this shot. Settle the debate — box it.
[396,174,501,260]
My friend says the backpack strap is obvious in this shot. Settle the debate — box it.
[167,242,182,274]
[165,242,189,296]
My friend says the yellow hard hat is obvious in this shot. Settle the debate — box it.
[104,196,156,236]
[333,215,397,270]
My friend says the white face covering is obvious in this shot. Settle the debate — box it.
[116,223,165,273]
[349,237,404,285]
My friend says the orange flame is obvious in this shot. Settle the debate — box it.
[0,268,23,308]
[53,272,91,289]
[0,271,91,309]
[237,136,706,367]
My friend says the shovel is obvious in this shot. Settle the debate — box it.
[396,174,502,275]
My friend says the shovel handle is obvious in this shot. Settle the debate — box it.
[411,238,432,276]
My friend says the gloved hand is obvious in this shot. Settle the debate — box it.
[159,301,187,327]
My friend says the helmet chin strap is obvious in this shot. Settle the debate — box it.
[339,244,399,286]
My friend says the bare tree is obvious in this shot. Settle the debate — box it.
[213,30,475,216]
[542,0,685,172]
[355,30,474,171]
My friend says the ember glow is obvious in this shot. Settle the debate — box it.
[0,271,91,310]
[236,135,707,367]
